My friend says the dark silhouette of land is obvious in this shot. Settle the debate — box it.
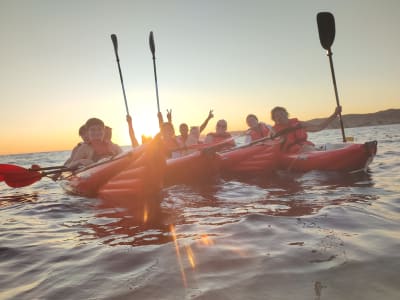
[306,108,400,129]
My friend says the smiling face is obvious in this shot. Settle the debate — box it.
[216,120,227,134]
[179,123,189,137]
[246,115,258,128]
[271,107,289,125]
[88,124,105,142]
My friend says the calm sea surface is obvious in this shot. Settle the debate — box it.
[1,124,399,300]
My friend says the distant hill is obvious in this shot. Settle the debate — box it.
[306,108,400,129]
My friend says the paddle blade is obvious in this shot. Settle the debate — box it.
[149,31,155,55]
[317,12,335,50]
[3,171,42,188]
[111,34,118,51]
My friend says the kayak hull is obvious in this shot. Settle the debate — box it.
[164,150,219,186]
[218,141,280,175]
[60,137,166,205]
[279,141,377,172]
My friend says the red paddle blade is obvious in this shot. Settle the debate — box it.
[0,163,28,173]
[3,172,43,188]
[0,165,43,188]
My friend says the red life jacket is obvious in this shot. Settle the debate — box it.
[248,123,272,141]
[206,132,235,150]
[90,141,116,162]
[273,118,314,152]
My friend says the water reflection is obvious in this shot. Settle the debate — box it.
[84,169,378,250]
[0,192,39,208]
[86,195,175,247]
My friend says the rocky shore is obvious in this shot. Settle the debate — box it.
[307,108,400,129]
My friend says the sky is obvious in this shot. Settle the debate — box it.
[1,0,399,155]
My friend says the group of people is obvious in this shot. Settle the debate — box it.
[65,105,341,168]
[157,105,341,157]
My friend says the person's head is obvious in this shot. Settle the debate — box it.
[161,122,175,139]
[216,119,228,134]
[104,126,112,142]
[271,106,289,124]
[85,118,105,142]
[78,125,89,143]
[246,114,259,128]
[179,123,189,137]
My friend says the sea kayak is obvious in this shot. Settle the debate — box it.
[217,140,280,175]
[60,137,166,204]
[164,149,219,186]
[278,140,377,172]
[217,139,377,176]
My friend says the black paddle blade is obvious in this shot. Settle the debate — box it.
[317,12,335,50]
[149,31,155,55]
[111,34,118,52]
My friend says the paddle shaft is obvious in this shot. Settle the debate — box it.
[111,34,130,116]
[326,49,346,142]
[149,32,160,113]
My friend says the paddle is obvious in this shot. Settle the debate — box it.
[111,34,130,116]
[149,31,161,115]
[0,164,71,188]
[317,12,346,142]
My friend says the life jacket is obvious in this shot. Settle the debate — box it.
[89,141,116,162]
[273,118,314,152]
[247,123,272,141]
[206,132,235,146]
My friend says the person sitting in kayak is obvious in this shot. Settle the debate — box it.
[245,114,274,142]
[64,124,89,166]
[160,121,182,158]
[271,106,342,153]
[173,109,214,147]
[66,118,122,168]
[204,119,235,149]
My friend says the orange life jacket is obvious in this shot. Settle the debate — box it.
[273,118,314,152]
[248,123,272,141]
[206,132,235,150]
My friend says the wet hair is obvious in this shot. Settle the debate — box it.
[85,117,104,128]
[270,107,289,121]
[246,114,258,122]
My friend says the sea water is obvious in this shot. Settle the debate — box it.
[0,124,399,300]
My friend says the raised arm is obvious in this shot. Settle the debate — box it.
[199,109,214,133]
[126,115,139,147]
[302,106,341,132]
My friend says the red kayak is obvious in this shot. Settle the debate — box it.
[164,149,219,186]
[60,137,166,204]
[217,140,377,175]
[278,141,377,172]
[217,140,280,175]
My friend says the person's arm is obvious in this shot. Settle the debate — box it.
[199,109,214,133]
[166,109,172,123]
[126,115,139,147]
[65,144,94,169]
[302,106,341,132]
[157,112,164,130]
